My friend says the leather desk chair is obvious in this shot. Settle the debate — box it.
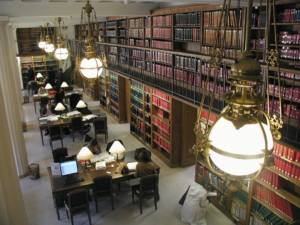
[93,175,114,213]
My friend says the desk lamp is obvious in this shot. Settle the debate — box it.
[76,100,87,112]
[45,83,53,90]
[60,81,68,95]
[36,73,43,82]
[77,147,94,172]
[54,103,66,116]
[109,140,126,165]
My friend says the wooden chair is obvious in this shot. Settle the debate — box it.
[93,118,108,143]
[64,189,92,225]
[69,117,83,142]
[31,81,38,95]
[52,147,68,163]
[69,93,81,110]
[93,175,114,213]
[48,125,63,151]
[131,174,158,214]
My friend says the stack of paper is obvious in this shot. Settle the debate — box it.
[47,115,59,121]
[90,152,115,163]
[96,161,106,170]
[127,162,138,171]
[82,115,98,121]
[67,111,81,117]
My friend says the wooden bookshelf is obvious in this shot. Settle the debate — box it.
[83,80,99,100]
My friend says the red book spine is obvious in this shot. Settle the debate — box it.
[289,149,296,161]
[291,164,297,178]
[283,146,289,158]
[296,151,300,162]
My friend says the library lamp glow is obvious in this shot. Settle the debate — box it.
[60,82,68,88]
[44,23,55,55]
[54,17,69,63]
[76,100,86,108]
[109,140,126,163]
[36,73,43,78]
[78,0,106,83]
[38,25,46,49]
[44,83,53,90]
[77,147,94,172]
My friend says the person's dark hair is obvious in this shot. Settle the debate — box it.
[49,68,53,71]
[139,150,151,162]
[196,175,210,189]
[28,65,31,68]
[59,68,63,72]
[50,105,56,113]
[90,139,98,147]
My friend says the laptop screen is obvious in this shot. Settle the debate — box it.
[60,160,78,176]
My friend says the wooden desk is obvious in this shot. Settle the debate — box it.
[33,91,83,114]
[47,152,160,220]
[39,114,96,145]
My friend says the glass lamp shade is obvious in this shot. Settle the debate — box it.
[54,47,69,60]
[208,115,273,176]
[77,147,94,160]
[76,100,86,108]
[54,103,66,111]
[36,73,43,78]
[79,57,103,79]
[45,83,53,90]
[44,43,55,53]
[109,141,126,159]
[60,82,68,88]
[38,41,46,49]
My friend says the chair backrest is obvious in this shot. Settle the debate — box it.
[55,92,64,104]
[49,126,62,138]
[67,189,90,213]
[52,147,68,163]
[31,82,38,89]
[93,175,113,193]
[70,94,81,110]
[93,118,107,131]
[140,174,158,193]
[40,97,49,105]
[71,117,83,128]
[64,86,73,92]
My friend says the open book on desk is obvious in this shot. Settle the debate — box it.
[127,162,138,172]
[90,152,115,163]
[96,161,106,170]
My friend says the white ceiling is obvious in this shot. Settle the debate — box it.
[0,0,252,27]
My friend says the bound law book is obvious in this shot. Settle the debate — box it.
[95,161,106,170]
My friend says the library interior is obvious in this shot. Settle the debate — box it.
[1,0,300,224]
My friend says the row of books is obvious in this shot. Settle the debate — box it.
[272,154,300,179]
[251,201,289,225]
[152,96,171,111]
[156,127,171,140]
[148,51,172,65]
[119,55,129,64]
[109,84,118,94]
[203,10,242,27]
[259,169,287,189]
[278,31,300,45]
[233,189,248,206]
[278,9,300,23]
[251,12,266,27]
[130,121,144,138]
[216,195,227,207]
[130,58,143,69]
[250,38,266,50]
[152,64,172,77]
[267,100,299,119]
[108,38,117,44]
[152,116,170,133]
[175,55,198,71]
[107,21,116,28]
[118,38,128,45]
[110,93,118,103]
[110,99,119,110]
[108,54,117,62]
[152,15,172,27]
[174,28,200,42]
[279,47,300,60]
[129,18,145,28]
[109,46,118,53]
[130,87,143,100]
[107,30,117,37]
[153,90,170,101]
[110,76,118,85]
[231,202,246,222]
[131,49,143,59]
[145,104,151,114]
[174,69,198,85]
[130,80,143,90]
[203,29,242,47]
[155,108,169,120]
[120,47,129,55]
[151,40,172,50]
[153,133,171,153]
[131,115,144,130]
[145,94,150,104]
[202,62,231,79]
[131,96,143,109]
[174,12,201,26]
[255,184,298,220]
[110,107,120,118]
[145,114,151,124]
[128,29,144,38]
[118,20,127,28]
[201,80,231,95]
[201,46,242,58]
[269,83,300,101]
[129,39,149,47]
[207,171,227,193]
[201,110,218,123]
[99,22,106,28]
[273,142,300,162]
[152,28,172,39]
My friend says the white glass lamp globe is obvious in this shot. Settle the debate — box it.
[79,57,103,79]
[208,115,273,176]
[44,43,55,53]
[54,47,69,60]
[38,41,46,49]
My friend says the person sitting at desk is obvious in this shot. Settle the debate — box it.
[134,150,157,178]
[86,139,101,155]
[38,86,48,95]
[41,103,56,136]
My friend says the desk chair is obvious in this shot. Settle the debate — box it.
[131,174,158,214]
[52,147,68,163]
[49,125,63,151]
[93,175,114,213]
[93,118,108,143]
[39,97,49,109]
[31,82,38,95]
[69,94,81,110]
[64,189,92,225]
[69,117,83,142]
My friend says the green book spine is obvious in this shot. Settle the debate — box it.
[270,216,283,225]
[266,214,278,223]
[261,210,272,220]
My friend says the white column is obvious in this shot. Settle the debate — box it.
[0,76,28,225]
[0,21,28,176]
